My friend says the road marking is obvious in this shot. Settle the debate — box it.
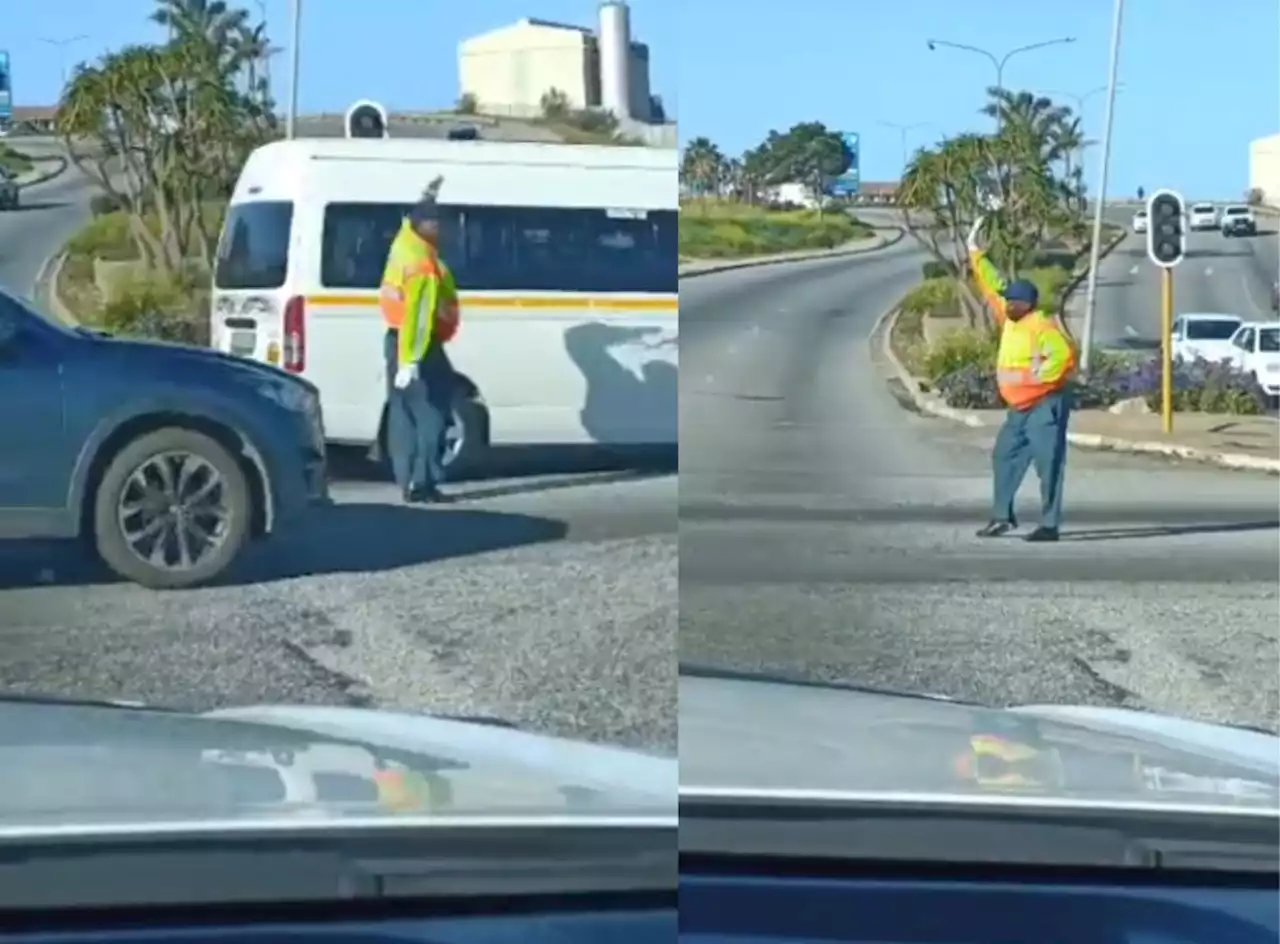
[1124,325,1139,338]
[1129,264,1139,275]
[1204,266,1214,276]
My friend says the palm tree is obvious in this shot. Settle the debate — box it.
[679,137,724,200]
[151,0,239,43]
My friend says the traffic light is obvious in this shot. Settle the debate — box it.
[1146,189,1185,268]
[345,99,388,139]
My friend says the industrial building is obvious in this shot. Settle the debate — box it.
[458,2,653,123]
[1249,133,1280,208]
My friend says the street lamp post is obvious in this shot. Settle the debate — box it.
[1042,84,1122,171]
[925,36,1077,136]
[878,120,932,174]
[39,34,88,90]
[1080,0,1127,373]
[286,0,301,139]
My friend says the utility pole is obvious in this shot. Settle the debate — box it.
[286,0,301,139]
[1079,0,1126,373]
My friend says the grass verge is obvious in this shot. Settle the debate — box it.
[0,144,35,177]
[680,199,873,260]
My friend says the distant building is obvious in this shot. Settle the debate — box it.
[458,4,652,123]
[1249,133,1280,208]
[11,106,57,133]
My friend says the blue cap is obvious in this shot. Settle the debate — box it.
[1002,279,1039,306]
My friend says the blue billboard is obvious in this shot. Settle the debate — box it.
[0,51,10,123]
[829,131,860,197]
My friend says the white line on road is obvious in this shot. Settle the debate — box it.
[1124,325,1139,338]
[1204,266,1213,276]
[1129,265,1139,276]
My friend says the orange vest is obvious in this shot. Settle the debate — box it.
[378,221,459,344]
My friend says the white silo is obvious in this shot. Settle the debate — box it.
[598,1,632,119]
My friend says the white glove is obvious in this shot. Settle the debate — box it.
[966,215,986,252]
[393,363,418,390]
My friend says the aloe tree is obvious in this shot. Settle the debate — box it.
[59,3,275,273]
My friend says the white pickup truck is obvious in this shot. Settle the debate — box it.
[1227,322,1280,397]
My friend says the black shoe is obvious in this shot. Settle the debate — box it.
[409,486,453,505]
[976,520,1016,538]
[1024,526,1060,543]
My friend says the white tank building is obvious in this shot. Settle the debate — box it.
[458,4,653,122]
[1248,133,1280,208]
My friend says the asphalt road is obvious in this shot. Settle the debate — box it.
[1081,219,1278,347]
[679,239,1280,734]
[0,148,677,755]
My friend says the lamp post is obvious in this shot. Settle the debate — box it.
[286,0,301,139]
[878,120,932,174]
[925,36,1077,135]
[1079,0,1127,373]
[39,34,88,90]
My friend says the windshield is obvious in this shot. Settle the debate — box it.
[0,0,679,886]
[678,0,1279,833]
[1186,318,1242,340]
[1224,207,1248,216]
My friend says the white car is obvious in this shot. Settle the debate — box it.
[1172,313,1244,363]
[1220,205,1257,237]
[1187,202,1218,231]
[1131,209,1148,233]
[1227,321,1280,396]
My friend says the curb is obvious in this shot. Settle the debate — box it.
[17,156,68,191]
[34,250,76,324]
[679,227,905,279]
[874,305,1280,475]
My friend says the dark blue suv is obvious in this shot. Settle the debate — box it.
[0,290,328,589]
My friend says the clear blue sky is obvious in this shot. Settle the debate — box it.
[680,0,1279,200]
[5,0,677,114]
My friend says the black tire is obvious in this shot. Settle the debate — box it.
[92,428,252,589]
[442,396,490,481]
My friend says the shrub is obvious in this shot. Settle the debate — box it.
[921,260,956,279]
[96,274,206,346]
[90,193,128,216]
[900,278,959,318]
[935,353,1268,415]
[921,328,998,384]
[66,211,135,261]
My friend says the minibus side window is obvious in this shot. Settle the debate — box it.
[320,203,676,295]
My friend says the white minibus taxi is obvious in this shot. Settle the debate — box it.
[211,137,677,474]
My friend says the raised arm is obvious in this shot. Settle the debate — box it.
[966,215,1008,324]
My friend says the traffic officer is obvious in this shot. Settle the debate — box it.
[967,214,1077,542]
[379,181,456,504]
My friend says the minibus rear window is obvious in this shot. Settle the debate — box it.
[215,201,294,290]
